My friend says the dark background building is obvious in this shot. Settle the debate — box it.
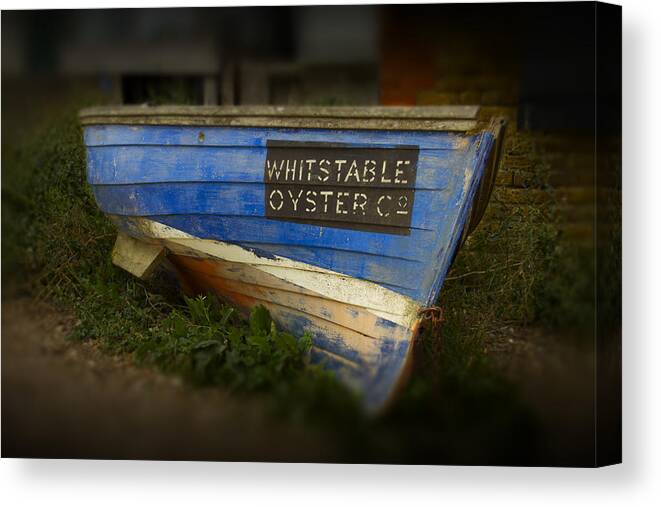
[2,3,619,128]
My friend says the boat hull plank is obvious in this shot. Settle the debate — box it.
[84,124,470,150]
[108,214,446,301]
[92,183,459,232]
[170,254,412,342]
[87,145,471,190]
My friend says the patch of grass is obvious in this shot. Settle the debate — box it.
[70,275,321,396]
[2,101,112,290]
[437,132,594,345]
[72,270,358,416]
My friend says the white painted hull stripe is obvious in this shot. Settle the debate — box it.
[124,217,421,328]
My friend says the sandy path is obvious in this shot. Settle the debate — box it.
[2,295,605,465]
[2,297,338,461]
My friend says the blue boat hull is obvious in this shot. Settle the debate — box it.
[81,107,504,412]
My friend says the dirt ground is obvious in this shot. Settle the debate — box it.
[2,296,341,461]
[2,295,597,464]
[484,327,596,465]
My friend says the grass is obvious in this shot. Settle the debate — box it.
[1,97,594,463]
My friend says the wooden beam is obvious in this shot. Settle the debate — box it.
[111,232,165,280]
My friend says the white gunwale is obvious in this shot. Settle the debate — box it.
[79,105,483,132]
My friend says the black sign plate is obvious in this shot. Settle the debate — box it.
[264,141,419,235]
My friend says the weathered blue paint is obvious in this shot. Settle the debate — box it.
[309,347,365,393]
[375,317,398,330]
[366,338,412,409]
[92,183,456,231]
[265,308,405,368]
[90,124,491,305]
[424,132,495,306]
[140,215,439,262]
[87,144,469,190]
[274,307,412,411]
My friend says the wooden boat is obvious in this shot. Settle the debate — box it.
[80,105,506,412]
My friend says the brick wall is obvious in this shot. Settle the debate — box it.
[379,7,598,246]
